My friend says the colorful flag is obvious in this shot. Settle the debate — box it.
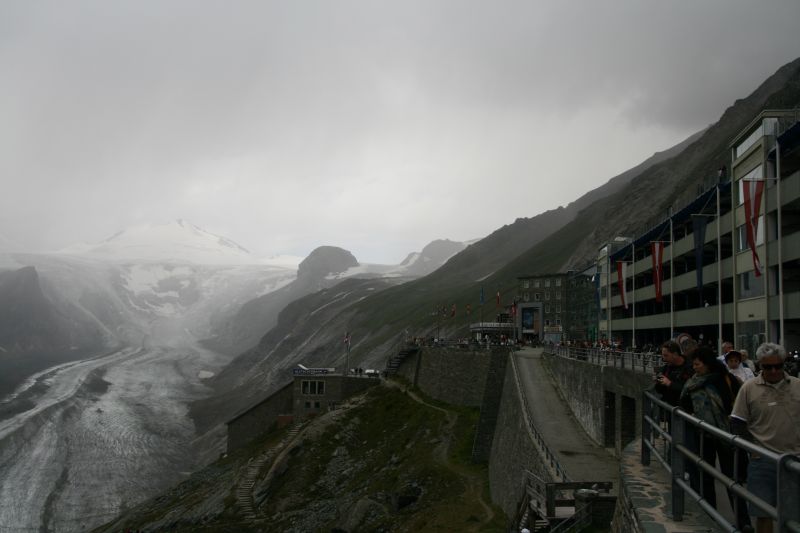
[511,302,517,317]
[496,291,501,308]
[651,241,664,303]
[743,178,765,277]
[692,216,708,292]
[344,332,351,346]
[617,261,628,310]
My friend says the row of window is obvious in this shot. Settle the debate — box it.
[521,291,562,302]
[521,278,563,289]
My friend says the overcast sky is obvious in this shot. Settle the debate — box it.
[2,1,799,263]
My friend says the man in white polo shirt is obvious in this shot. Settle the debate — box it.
[731,342,800,533]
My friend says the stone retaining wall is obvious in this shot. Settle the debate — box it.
[226,382,294,452]
[488,360,557,520]
[543,354,652,455]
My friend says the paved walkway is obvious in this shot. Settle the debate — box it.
[515,347,619,491]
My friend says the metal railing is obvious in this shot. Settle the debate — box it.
[543,344,660,375]
[510,354,570,482]
[642,391,800,532]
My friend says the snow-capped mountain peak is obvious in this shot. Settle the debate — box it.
[58,220,260,265]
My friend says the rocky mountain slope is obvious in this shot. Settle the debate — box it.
[190,58,800,440]
[97,384,503,532]
[0,265,108,393]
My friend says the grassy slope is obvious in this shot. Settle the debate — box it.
[98,384,506,532]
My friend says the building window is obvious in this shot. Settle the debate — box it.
[523,291,530,302]
[545,304,551,313]
[304,400,311,408]
[556,318,561,326]
[534,280,540,288]
[545,319,551,326]
[301,380,325,395]
[545,279,551,288]
[736,217,765,251]
[556,304,561,312]
[556,291,561,300]
[535,293,541,301]
[738,271,764,299]
[555,278,562,287]
[522,280,530,289]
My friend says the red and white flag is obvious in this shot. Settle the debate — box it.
[344,332,351,346]
[743,178,765,277]
[617,261,628,310]
[651,241,664,303]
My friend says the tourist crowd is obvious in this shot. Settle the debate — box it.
[654,340,800,533]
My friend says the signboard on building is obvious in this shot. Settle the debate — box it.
[292,367,335,376]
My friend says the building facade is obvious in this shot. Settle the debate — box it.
[517,273,568,343]
[597,110,800,354]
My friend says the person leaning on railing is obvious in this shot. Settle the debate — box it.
[680,347,751,530]
[730,342,800,533]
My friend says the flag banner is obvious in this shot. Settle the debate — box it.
[743,178,765,277]
[344,332,351,346]
[480,286,485,306]
[496,291,501,308]
[511,303,517,317]
[692,215,708,292]
[617,261,628,309]
[651,241,664,303]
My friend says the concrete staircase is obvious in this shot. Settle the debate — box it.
[385,345,419,375]
[235,423,303,519]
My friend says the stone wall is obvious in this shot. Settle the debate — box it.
[472,349,510,462]
[394,346,499,407]
[488,360,558,520]
[226,381,294,453]
[543,354,653,455]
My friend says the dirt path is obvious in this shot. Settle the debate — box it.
[384,380,495,530]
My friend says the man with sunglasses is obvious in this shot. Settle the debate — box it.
[731,342,800,533]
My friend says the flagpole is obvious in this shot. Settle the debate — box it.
[775,128,785,345]
[716,184,723,351]
[607,251,612,342]
[669,216,674,338]
[632,243,636,350]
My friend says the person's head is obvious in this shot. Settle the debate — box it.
[721,341,734,354]
[756,342,787,384]
[724,350,743,369]
[691,347,720,376]
[681,338,699,358]
[740,348,750,361]
[660,341,682,365]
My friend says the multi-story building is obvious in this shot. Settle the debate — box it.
[517,273,568,343]
[597,110,800,354]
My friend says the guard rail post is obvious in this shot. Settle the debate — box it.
[670,406,685,521]
[641,394,651,467]
[778,455,800,530]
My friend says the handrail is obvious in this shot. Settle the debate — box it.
[642,390,800,532]
[510,353,571,483]
[543,344,660,375]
